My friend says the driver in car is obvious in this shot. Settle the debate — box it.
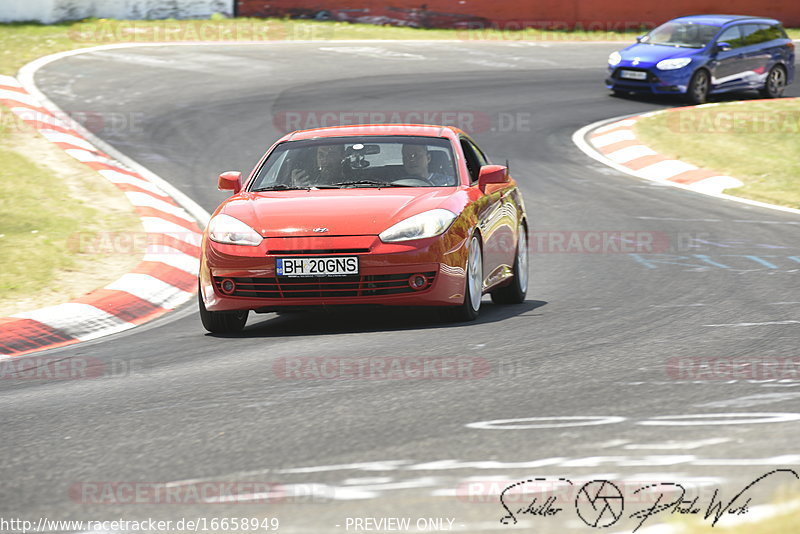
[401,144,452,186]
[291,144,345,187]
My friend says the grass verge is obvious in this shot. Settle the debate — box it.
[0,110,142,315]
[634,98,800,209]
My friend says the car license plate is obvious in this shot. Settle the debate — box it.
[276,256,359,277]
[620,70,647,80]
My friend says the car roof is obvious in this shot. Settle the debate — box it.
[670,14,781,27]
[281,124,463,142]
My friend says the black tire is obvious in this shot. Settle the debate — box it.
[687,69,710,105]
[199,289,248,334]
[441,235,482,322]
[491,222,528,304]
[760,65,787,99]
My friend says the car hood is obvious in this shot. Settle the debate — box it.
[618,43,698,67]
[218,188,460,237]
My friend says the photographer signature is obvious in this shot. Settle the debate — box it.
[498,469,799,531]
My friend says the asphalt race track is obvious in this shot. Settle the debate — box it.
[3,42,800,533]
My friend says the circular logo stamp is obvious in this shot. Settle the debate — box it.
[575,480,625,528]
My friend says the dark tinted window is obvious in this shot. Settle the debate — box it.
[741,24,772,46]
[717,26,744,48]
[763,23,788,41]
[460,139,484,183]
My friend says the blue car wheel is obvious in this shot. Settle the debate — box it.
[760,65,787,98]
[687,69,710,104]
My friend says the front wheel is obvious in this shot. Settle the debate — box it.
[441,235,483,322]
[760,65,786,98]
[687,70,710,105]
[199,289,248,334]
[491,222,528,304]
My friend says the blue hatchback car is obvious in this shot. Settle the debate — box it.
[606,15,795,103]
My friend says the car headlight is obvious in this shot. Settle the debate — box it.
[656,58,692,70]
[208,214,262,246]
[379,209,457,243]
[608,51,622,66]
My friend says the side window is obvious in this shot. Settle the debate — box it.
[740,24,770,46]
[766,23,787,41]
[460,139,483,183]
[468,140,489,167]
[717,26,743,48]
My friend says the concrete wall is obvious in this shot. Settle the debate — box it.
[238,0,800,28]
[0,0,233,23]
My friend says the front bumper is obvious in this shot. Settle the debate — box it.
[606,66,691,94]
[200,233,469,311]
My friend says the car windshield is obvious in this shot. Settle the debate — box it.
[640,21,719,48]
[249,135,458,190]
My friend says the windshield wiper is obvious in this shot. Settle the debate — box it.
[332,180,413,188]
[653,42,698,48]
[251,184,339,191]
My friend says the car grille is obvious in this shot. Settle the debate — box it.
[214,272,437,299]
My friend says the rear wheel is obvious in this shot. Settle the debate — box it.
[687,69,710,104]
[441,235,483,322]
[491,222,528,304]
[760,65,786,98]
[199,289,248,334]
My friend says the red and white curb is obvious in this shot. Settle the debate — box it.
[581,106,745,194]
[572,104,800,216]
[0,71,207,357]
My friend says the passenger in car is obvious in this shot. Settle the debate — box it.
[401,144,453,186]
[291,144,346,187]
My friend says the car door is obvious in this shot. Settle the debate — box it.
[460,137,501,288]
[710,25,748,90]
[738,24,773,88]
[461,137,517,288]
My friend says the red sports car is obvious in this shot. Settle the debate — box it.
[199,125,528,333]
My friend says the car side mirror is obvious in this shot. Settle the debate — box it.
[716,41,732,52]
[635,35,644,43]
[218,171,242,193]
[478,165,509,192]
